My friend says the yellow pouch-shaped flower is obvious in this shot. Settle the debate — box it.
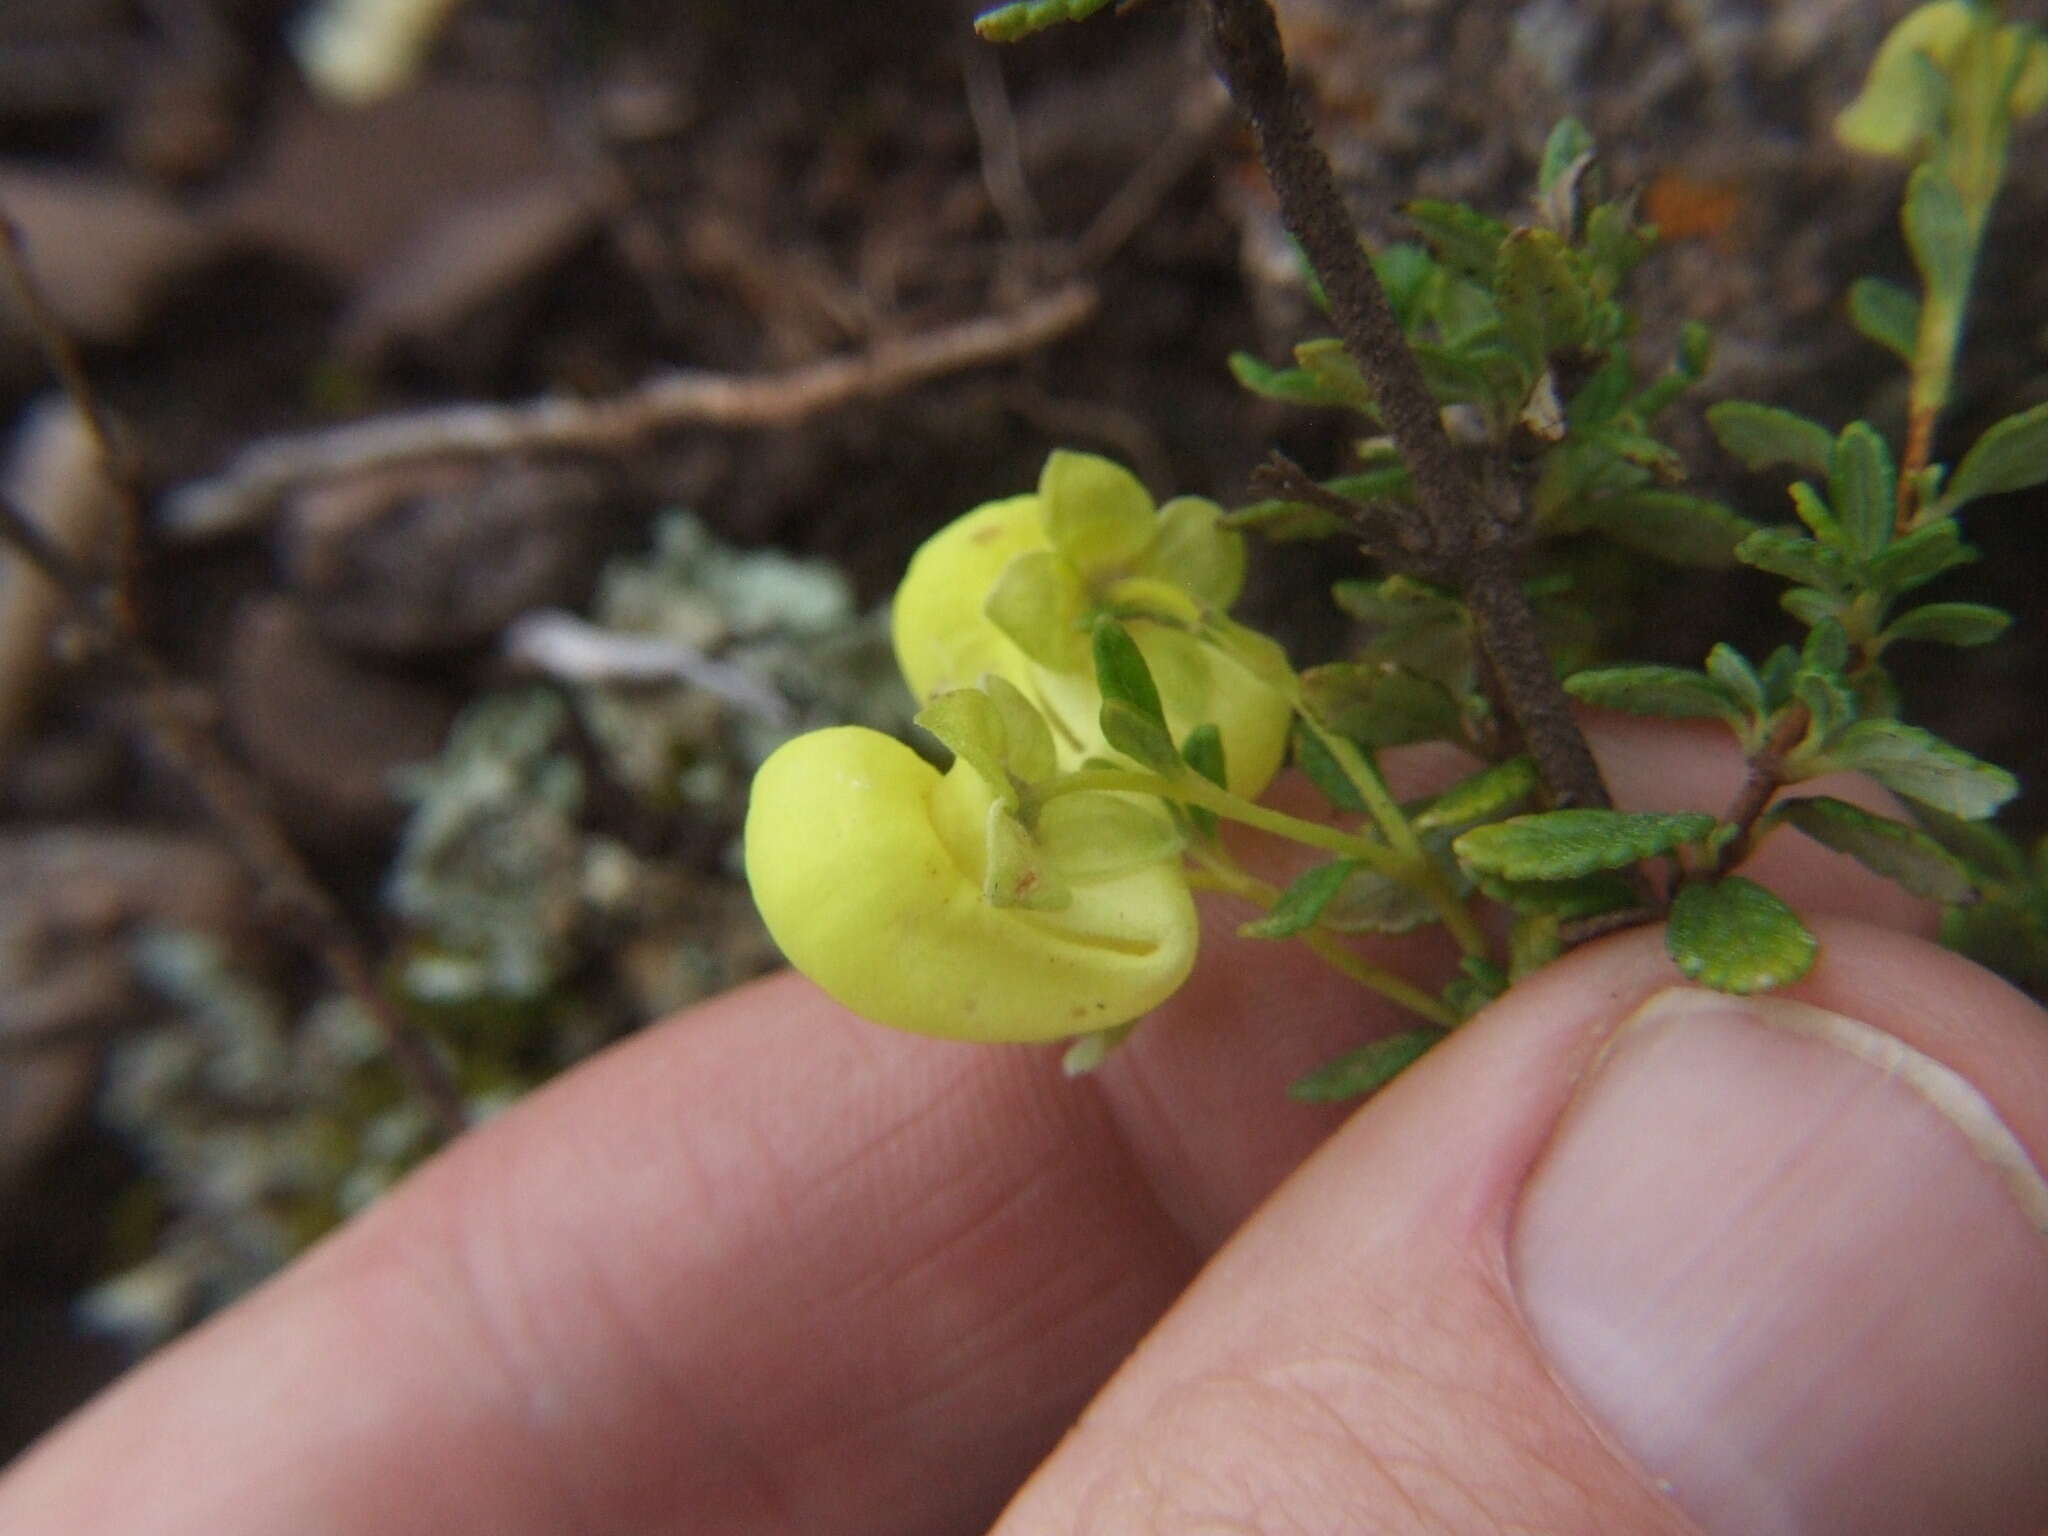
[745,726,1197,1041]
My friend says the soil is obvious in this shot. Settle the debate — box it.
[1,0,2045,1463]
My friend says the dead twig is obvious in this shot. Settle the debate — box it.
[162,282,1100,537]
[0,212,471,1140]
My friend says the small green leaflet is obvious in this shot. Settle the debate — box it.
[1240,859,1359,939]
[1093,619,1180,773]
[1706,401,1835,475]
[1877,602,2011,649]
[1454,809,1716,881]
[1289,1028,1447,1102]
[974,0,1115,42]
[1767,796,1977,905]
[1563,665,1748,729]
[1940,401,2048,512]
[1179,723,1226,837]
[1666,877,1817,993]
[1736,527,1849,592]
[1413,756,1540,833]
[1828,421,1895,561]
[1816,719,2017,820]
[1292,718,1368,813]
[1848,277,1919,363]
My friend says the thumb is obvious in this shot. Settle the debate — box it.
[997,920,2048,1534]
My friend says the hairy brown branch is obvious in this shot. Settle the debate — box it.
[1197,0,1612,811]
[1713,702,1811,877]
[163,282,1099,537]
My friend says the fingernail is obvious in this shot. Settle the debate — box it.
[1511,988,2048,1536]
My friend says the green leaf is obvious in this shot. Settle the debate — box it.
[1299,661,1465,750]
[1706,401,1835,475]
[1705,644,1766,718]
[1403,200,1511,280]
[1091,618,1164,726]
[1229,351,1348,408]
[1241,859,1362,939]
[1413,757,1541,834]
[1224,497,1350,542]
[1735,527,1850,591]
[1848,276,1919,362]
[1780,587,1844,628]
[1292,718,1367,813]
[1564,665,1748,729]
[1878,601,2012,648]
[1665,877,1818,993]
[1372,243,1435,326]
[1821,719,2018,819]
[1442,954,1508,1019]
[1178,722,1226,836]
[1293,338,1378,414]
[1903,162,1974,304]
[1495,227,1592,363]
[1865,518,1976,593]
[1575,490,1757,566]
[1910,803,2028,885]
[1288,1028,1447,1102]
[1454,809,1716,880]
[974,0,1115,42]
[1828,421,1897,560]
[1538,117,1597,195]
[1941,401,2048,511]
[1769,796,1977,904]
[1470,868,1643,919]
[1789,482,1843,547]
[1318,867,1440,935]
[1802,617,1850,674]
[1099,701,1180,773]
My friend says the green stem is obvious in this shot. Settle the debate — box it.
[1185,846,1458,1026]
[1050,766,1404,872]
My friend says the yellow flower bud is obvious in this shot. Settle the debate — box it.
[745,726,1197,1041]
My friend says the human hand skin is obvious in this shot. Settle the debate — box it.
[2,719,2045,1535]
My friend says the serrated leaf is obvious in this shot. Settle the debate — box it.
[1288,1028,1447,1102]
[1769,796,1977,904]
[1866,518,1976,593]
[1470,868,1643,918]
[1404,199,1511,280]
[1848,276,1919,362]
[1241,859,1361,939]
[974,0,1115,42]
[1576,490,1757,566]
[1828,421,1897,560]
[1706,401,1835,474]
[1904,162,1973,304]
[1941,400,2048,511]
[1736,527,1850,591]
[1564,665,1747,728]
[1878,601,2012,648]
[1495,227,1592,364]
[1454,809,1716,881]
[1091,617,1164,727]
[1705,644,1766,718]
[1414,757,1541,833]
[1821,718,2017,819]
[1666,877,1817,993]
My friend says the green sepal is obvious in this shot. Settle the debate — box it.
[1240,859,1360,939]
[1404,199,1511,280]
[1940,400,2048,512]
[1454,809,1716,881]
[974,0,1116,41]
[1146,497,1245,609]
[1706,401,1835,475]
[1288,1028,1447,1103]
[1042,449,1155,571]
[984,674,1057,784]
[1812,719,2017,819]
[1878,601,2011,649]
[1665,877,1818,993]
[983,801,1070,910]
[916,689,1019,808]
[1828,421,1896,560]
[1848,277,1919,362]
[985,549,1084,667]
[1766,795,1977,905]
[1413,756,1541,834]
[1564,664,1748,730]
[1036,790,1182,879]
